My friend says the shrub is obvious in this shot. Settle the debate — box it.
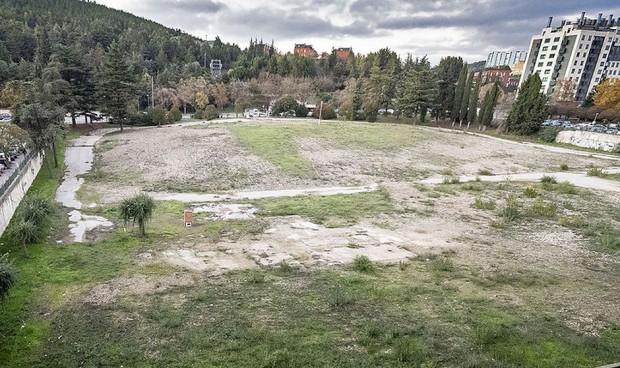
[559,163,569,171]
[538,127,560,143]
[523,186,538,198]
[540,175,557,184]
[204,105,219,120]
[0,254,17,300]
[169,106,182,121]
[587,167,607,177]
[147,106,169,126]
[501,196,520,222]
[477,168,493,176]
[352,255,375,273]
[119,193,155,237]
[557,181,578,195]
[473,197,496,210]
[193,110,204,119]
[529,197,556,218]
[327,287,355,308]
[9,196,54,256]
[314,103,337,120]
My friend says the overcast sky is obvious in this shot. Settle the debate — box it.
[96,0,620,65]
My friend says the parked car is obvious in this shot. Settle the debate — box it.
[0,113,11,122]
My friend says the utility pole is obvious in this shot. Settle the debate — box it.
[151,74,154,109]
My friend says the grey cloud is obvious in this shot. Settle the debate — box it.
[143,0,226,14]
[219,7,375,39]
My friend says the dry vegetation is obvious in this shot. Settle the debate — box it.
[2,120,620,367]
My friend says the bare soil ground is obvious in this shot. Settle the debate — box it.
[83,121,620,336]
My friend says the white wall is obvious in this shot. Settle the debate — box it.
[556,130,620,151]
[0,154,44,237]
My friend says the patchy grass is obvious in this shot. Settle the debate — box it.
[473,197,496,210]
[253,188,394,227]
[228,122,427,177]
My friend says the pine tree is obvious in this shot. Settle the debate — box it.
[97,42,138,131]
[452,64,468,123]
[434,56,464,121]
[506,74,547,135]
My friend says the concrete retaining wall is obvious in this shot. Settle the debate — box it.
[556,131,620,152]
[0,153,44,237]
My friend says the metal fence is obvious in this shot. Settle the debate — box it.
[0,150,35,199]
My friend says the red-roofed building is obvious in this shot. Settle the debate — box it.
[335,47,353,60]
[294,43,318,58]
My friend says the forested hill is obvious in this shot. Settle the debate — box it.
[0,0,240,85]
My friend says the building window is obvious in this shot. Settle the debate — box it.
[598,70,602,74]
[547,62,552,66]
[549,54,555,58]
[578,69,582,73]
[538,62,544,67]
[540,54,546,59]
[603,54,607,58]
[542,77,548,82]
[581,61,584,66]
[551,45,558,50]
[606,45,611,50]
[544,38,550,43]
[554,37,560,42]
[579,44,583,49]
[542,46,548,51]
[595,78,600,82]
[588,35,592,41]
[576,52,580,57]
[586,44,589,49]
[544,69,551,74]
[581,35,585,40]
[571,68,575,73]
[601,62,605,66]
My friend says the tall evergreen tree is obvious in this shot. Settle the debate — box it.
[466,73,482,128]
[434,56,463,121]
[97,42,138,131]
[478,83,501,129]
[459,71,474,125]
[506,74,547,135]
[452,63,468,123]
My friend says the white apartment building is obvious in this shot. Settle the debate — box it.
[485,51,528,68]
[519,12,620,101]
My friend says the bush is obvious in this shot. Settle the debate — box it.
[523,186,538,198]
[272,95,299,115]
[119,193,155,237]
[204,105,219,120]
[587,167,607,177]
[169,106,182,122]
[9,196,54,256]
[0,254,17,300]
[314,103,337,120]
[538,127,561,143]
[294,103,309,118]
[529,197,557,218]
[147,106,169,126]
[540,175,557,184]
[559,163,569,171]
[473,197,496,210]
[193,110,204,119]
[352,255,375,273]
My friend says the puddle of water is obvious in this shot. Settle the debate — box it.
[56,134,113,242]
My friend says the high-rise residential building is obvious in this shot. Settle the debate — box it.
[294,44,318,58]
[485,51,528,68]
[519,12,620,101]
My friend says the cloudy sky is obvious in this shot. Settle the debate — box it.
[97,0,620,65]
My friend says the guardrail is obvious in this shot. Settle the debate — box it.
[0,150,35,199]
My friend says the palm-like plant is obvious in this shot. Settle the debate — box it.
[119,194,155,237]
[0,253,17,300]
[8,220,41,257]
